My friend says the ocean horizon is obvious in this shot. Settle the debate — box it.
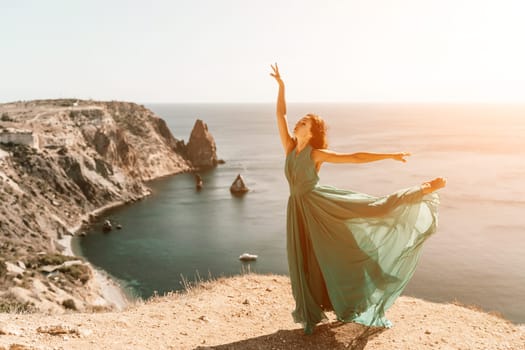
[73,102,525,324]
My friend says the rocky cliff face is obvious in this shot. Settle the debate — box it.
[0,99,218,313]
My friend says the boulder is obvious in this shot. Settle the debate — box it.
[102,220,112,232]
[39,259,83,274]
[5,261,25,275]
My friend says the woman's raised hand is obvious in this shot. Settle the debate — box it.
[270,63,283,83]
[392,152,411,163]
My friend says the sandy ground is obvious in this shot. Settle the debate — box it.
[0,274,523,350]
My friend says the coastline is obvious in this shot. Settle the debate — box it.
[0,99,217,317]
[53,170,194,311]
[57,235,130,310]
[57,200,143,311]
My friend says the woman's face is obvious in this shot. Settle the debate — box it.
[293,116,312,139]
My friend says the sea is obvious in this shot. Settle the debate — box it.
[71,103,525,324]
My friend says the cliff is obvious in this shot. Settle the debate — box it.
[0,99,217,314]
[0,274,523,350]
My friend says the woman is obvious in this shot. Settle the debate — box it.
[270,63,446,334]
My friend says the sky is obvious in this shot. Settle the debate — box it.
[1,0,525,103]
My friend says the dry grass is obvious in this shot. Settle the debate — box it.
[0,292,37,314]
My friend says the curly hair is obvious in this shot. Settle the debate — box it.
[306,113,328,149]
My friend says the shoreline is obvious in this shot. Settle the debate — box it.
[53,169,194,311]
[57,235,131,310]
[57,200,142,311]
[0,99,213,317]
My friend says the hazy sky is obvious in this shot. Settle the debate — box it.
[2,0,525,103]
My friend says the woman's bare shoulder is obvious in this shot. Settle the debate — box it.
[311,148,331,161]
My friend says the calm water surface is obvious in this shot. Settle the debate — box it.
[74,103,525,324]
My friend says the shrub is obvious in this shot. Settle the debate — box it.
[1,112,12,122]
[0,293,37,313]
[0,260,6,277]
[29,253,78,267]
[62,298,77,310]
[59,264,91,285]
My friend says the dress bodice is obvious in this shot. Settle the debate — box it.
[285,144,319,196]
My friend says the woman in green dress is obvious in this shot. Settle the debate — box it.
[270,64,446,334]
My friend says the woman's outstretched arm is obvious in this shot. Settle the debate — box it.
[270,63,294,153]
[312,149,411,164]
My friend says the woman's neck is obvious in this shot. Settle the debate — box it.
[295,137,310,151]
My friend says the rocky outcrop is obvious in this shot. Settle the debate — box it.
[230,174,249,195]
[0,99,219,314]
[0,128,35,147]
[186,119,218,169]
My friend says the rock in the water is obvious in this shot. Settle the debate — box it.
[194,173,203,190]
[102,220,112,232]
[239,253,258,261]
[186,119,218,169]
[230,174,249,195]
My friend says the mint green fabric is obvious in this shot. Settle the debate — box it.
[285,144,439,332]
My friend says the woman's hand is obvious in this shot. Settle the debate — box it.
[270,63,283,84]
[392,152,411,163]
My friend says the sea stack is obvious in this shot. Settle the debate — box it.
[186,119,218,170]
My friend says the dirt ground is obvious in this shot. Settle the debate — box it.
[0,274,523,350]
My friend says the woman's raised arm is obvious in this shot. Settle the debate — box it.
[270,63,294,153]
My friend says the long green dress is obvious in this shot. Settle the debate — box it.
[285,144,439,333]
